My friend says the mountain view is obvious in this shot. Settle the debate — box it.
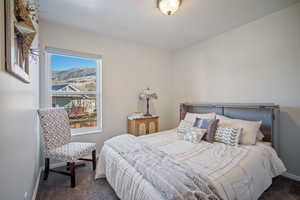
[52,67,96,91]
[51,54,98,130]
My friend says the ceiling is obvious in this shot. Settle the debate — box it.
[39,0,299,50]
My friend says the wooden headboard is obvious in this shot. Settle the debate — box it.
[180,103,280,151]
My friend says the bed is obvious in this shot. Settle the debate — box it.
[95,103,286,200]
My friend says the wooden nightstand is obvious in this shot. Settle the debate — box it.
[128,116,159,136]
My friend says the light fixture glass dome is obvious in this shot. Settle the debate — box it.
[158,0,181,16]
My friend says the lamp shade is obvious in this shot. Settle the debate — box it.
[139,88,158,100]
[158,0,181,16]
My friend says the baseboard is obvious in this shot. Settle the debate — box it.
[31,167,42,200]
[282,172,300,181]
[32,162,67,200]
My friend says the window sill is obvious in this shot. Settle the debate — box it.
[71,128,103,137]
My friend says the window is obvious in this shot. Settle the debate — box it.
[45,48,102,136]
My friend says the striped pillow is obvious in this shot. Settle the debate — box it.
[215,127,242,147]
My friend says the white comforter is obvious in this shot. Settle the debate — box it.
[95,129,286,200]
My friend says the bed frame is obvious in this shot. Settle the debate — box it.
[180,103,280,152]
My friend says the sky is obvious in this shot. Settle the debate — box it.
[51,54,97,71]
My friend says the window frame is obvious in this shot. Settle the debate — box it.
[44,47,102,136]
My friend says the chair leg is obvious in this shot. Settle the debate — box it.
[66,162,70,171]
[70,162,76,188]
[92,150,96,170]
[44,158,50,180]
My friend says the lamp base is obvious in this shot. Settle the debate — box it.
[144,98,152,117]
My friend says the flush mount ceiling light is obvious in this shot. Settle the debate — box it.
[157,0,182,16]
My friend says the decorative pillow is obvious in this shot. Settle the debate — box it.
[184,112,216,124]
[257,130,264,141]
[183,127,206,144]
[177,120,193,134]
[193,118,214,129]
[194,118,219,143]
[214,127,242,147]
[216,115,262,145]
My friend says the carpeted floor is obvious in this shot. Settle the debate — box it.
[36,162,300,200]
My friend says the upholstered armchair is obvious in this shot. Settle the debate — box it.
[38,108,97,188]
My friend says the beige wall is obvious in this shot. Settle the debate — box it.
[0,0,40,199]
[171,3,300,176]
[39,20,173,151]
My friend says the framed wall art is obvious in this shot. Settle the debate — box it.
[5,0,38,83]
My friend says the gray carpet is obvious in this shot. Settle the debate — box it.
[36,162,300,200]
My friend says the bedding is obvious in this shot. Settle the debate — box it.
[105,134,221,200]
[96,129,286,200]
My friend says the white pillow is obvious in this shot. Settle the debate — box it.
[217,115,264,141]
[257,130,264,141]
[184,112,216,124]
[216,115,262,145]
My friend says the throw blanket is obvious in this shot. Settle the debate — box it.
[105,134,222,200]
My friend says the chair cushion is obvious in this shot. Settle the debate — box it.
[46,142,96,162]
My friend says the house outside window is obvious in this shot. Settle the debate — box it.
[44,47,102,136]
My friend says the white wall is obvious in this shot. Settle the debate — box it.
[39,20,173,151]
[0,0,40,199]
[171,3,300,177]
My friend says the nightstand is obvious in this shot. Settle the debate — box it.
[128,116,159,136]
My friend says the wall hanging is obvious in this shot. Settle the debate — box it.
[5,0,38,83]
